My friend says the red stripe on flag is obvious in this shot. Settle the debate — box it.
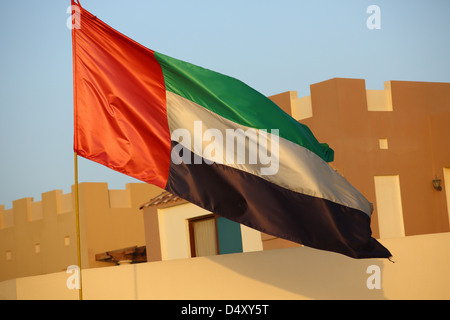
[72,5,170,188]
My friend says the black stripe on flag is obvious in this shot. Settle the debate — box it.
[165,141,391,259]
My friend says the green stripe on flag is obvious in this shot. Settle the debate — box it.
[154,51,334,162]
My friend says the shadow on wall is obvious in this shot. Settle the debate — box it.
[81,238,401,299]
[201,246,387,300]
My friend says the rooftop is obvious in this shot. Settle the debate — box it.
[139,191,185,209]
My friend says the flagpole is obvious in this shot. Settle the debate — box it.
[71,0,83,300]
[74,151,83,300]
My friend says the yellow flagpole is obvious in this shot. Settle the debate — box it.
[72,0,82,299]
[74,152,83,300]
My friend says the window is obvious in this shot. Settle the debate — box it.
[189,215,218,257]
[188,214,243,258]
[64,236,71,246]
[378,138,388,149]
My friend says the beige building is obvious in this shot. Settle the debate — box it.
[0,182,161,282]
[268,78,450,248]
[140,192,264,262]
[142,78,450,255]
[1,78,449,299]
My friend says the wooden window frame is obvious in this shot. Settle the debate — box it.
[188,214,220,257]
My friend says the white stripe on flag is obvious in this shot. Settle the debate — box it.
[166,91,372,216]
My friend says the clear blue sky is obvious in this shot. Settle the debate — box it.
[1,0,449,209]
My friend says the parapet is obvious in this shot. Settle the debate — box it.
[0,190,73,229]
[282,79,395,121]
[0,182,161,230]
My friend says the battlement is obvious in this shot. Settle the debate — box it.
[0,182,163,282]
[274,79,450,122]
[0,183,156,230]
[274,79,394,121]
[0,191,72,229]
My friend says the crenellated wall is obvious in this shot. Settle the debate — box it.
[0,182,162,282]
[0,190,77,282]
[267,79,450,250]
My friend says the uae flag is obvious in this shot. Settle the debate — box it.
[72,1,391,259]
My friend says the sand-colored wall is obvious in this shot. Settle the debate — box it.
[0,182,161,282]
[271,79,450,250]
[1,232,449,300]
